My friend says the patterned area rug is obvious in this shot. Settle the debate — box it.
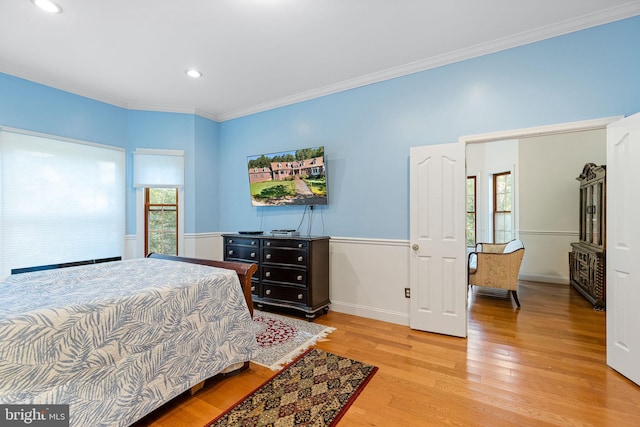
[205,348,378,427]
[252,310,335,370]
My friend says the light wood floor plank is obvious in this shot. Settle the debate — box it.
[134,281,640,426]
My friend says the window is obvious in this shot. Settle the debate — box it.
[145,188,178,255]
[133,149,184,258]
[0,128,125,279]
[493,171,513,243]
[466,176,477,247]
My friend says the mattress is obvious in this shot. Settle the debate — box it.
[0,258,258,426]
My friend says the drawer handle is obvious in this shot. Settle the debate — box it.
[265,271,271,278]
[266,289,272,295]
[251,252,256,258]
[251,241,257,245]
[266,254,272,259]
[251,285,255,292]
[267,242,271,246]
[298,256,304,262]
[298,243,303,248]
[298,294,303,300]
[228,250,234,255]
[228,239,233,243]
[297,275,303,281]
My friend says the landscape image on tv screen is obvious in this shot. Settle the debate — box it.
[247,146,327,206]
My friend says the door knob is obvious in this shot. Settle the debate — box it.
[412,244,419,251]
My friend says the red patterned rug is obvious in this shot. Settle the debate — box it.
[252,310,335,370]
[205,348,378,427]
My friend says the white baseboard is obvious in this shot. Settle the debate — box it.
[519,273,569,285]
[329,300,410,326]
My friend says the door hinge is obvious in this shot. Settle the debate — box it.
[405,288,411,298]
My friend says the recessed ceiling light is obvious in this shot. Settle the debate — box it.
[185,69,203,79]
[31,0,63,13]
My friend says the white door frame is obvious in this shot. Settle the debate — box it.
[459,117,622,146]
[460,118,621,245]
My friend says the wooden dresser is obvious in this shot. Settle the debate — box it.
[223,234,330,319]
[569,163,606,310]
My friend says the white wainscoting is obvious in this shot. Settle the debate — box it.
[126,234,411,325]
[182,233,412,326]
[329,237,411,326]
[126,231,569,323]
[184,232,224,260]
[518,230,577,285]
[125,234,417,326]
[124,235,136,259]
[124,233,224,261]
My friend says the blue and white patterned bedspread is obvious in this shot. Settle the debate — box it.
[0,258,258,426]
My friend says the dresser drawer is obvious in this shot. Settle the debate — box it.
[250,279,260,296]
[225,245,259,262]
[263,284,307,304]
[262,265,306,286]
[222,234,330,319]
[262,248,307,266]
[263,239,308,250]
[224,236,260,247]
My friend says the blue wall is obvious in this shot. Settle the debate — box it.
[194,115,220,233]
[0,73,127,147]
[1,16,639,240]
[0,75,220,235]
[218,16,640,239]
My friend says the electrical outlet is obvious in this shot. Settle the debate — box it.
[404,288,410,298]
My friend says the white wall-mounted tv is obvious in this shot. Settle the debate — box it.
[247,146,327,206]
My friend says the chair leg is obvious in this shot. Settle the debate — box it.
[510,290,521,308]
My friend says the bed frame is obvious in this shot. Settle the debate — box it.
[146,253,258,395]
[146,253,257,317]
[12,254,259,400]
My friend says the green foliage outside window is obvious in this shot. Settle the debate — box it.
[147,188,178,255]
[466,177,476,247]
[494,173,513,243]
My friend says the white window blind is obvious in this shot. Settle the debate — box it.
[133,149,184,188]
[0,128,125,279]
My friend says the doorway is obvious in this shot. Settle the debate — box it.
[465,125,607,284]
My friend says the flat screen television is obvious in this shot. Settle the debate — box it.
[247,146,327,206]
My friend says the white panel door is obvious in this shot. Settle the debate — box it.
[607,112,640,386]
[409,143,467,337]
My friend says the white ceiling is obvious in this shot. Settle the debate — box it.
[1,0,639,121]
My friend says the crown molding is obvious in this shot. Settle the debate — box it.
[218,2,640,121]
[0,63,130,109]
[3,2,639,122]
[125,103,221,121]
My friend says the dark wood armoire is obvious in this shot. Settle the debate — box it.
[569,163,606,310]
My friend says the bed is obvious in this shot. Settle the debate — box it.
[0,254,258,427]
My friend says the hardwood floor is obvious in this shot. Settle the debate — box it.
[135,281,640,426]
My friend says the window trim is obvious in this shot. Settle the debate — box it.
[144,188,179,256]
[493,171,512,243]
[136,188,184,257]
[466,176,477,247]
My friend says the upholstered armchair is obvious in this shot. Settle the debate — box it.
[468,239,525,307]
